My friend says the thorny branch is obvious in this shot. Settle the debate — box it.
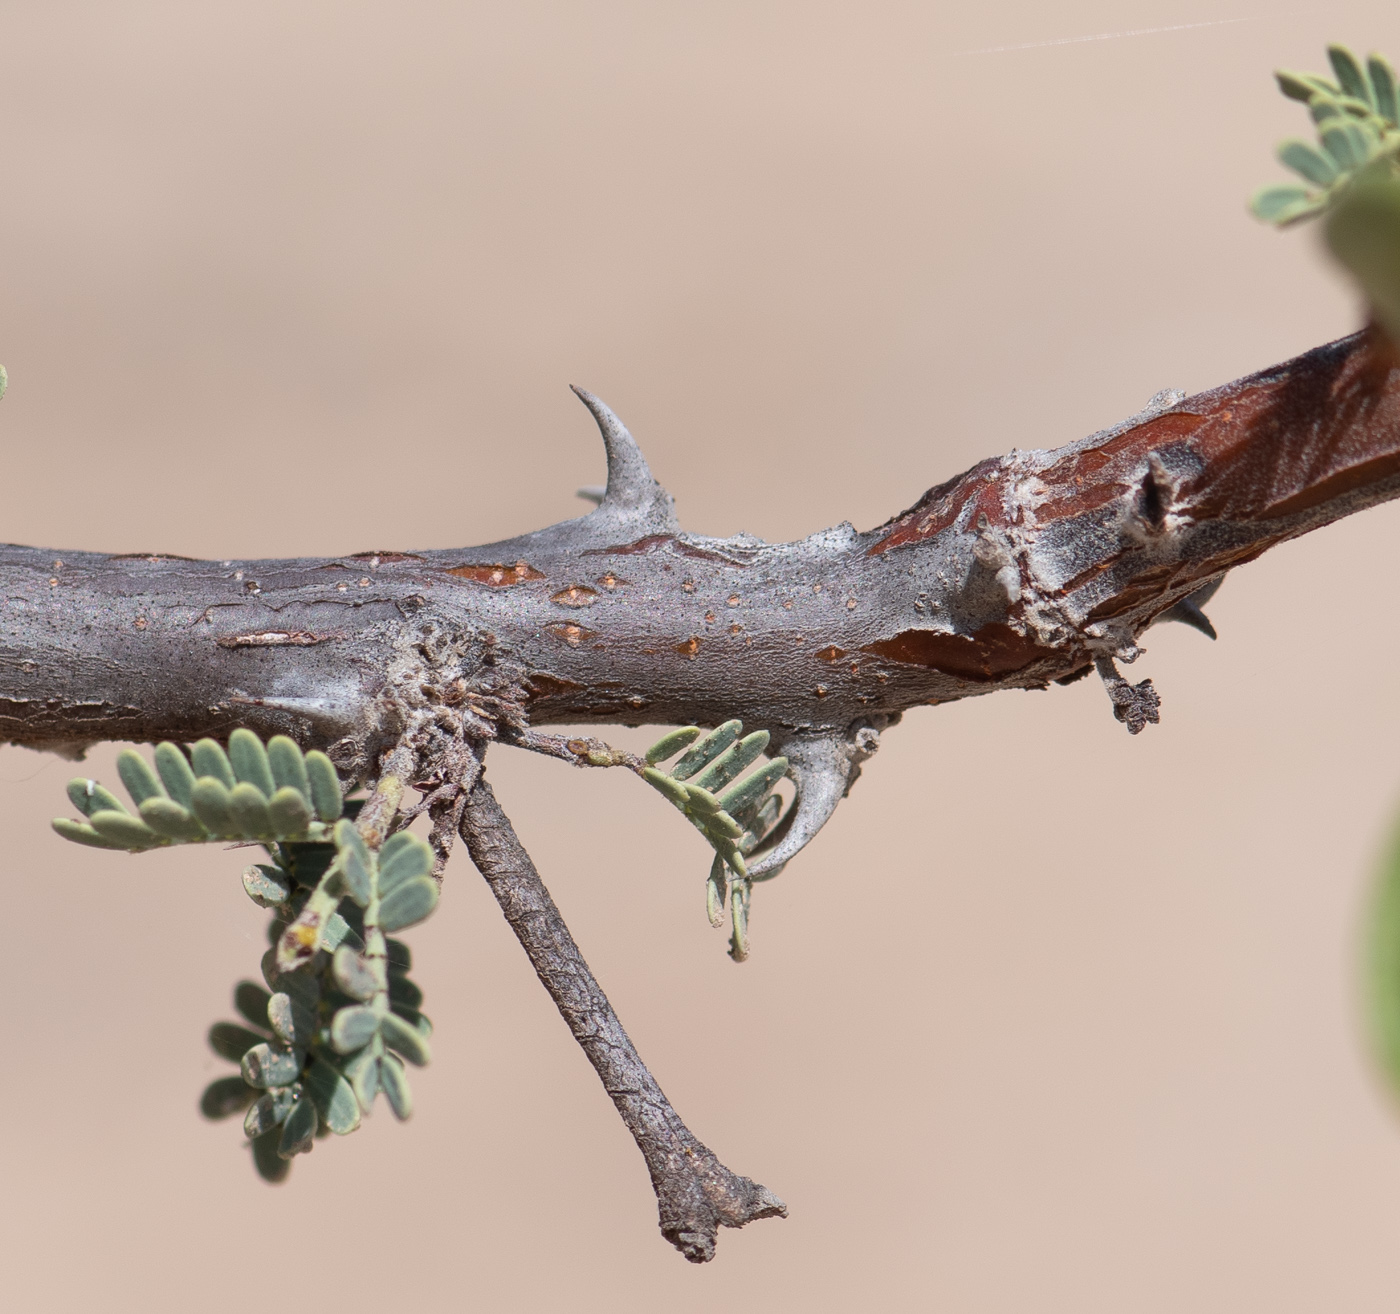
[458,771,787,1262]
[11,326,1400,1256]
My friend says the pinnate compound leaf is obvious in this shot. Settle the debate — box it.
[335,819,373,906]
[386,938,412,972]
[378,876,439,933]
[379,1010,432,1066]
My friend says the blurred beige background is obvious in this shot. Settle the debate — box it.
[1,2,1398,1309]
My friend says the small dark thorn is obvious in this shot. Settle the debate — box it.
[1159,597,1217,640]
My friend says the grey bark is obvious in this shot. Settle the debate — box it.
[9,327,1400,1256]
[460,774,786,1262]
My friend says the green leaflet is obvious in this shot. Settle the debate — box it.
[645,726,701,764]
[243,863,292,909]
[190,739,235,790]
[229,728,276,797]
[67,778,126,818]
[154,742,197,807]
[690,730,770,793]
[304,1059,361,1135]
[671,720,742,779]
[389,974,423,1010]
[244,1086,299,1140]
[138,797,205,842]
[336,819,373,906]
[190,777,236,836]
[1370,55,1399,126]
[379,832,432,896]
[277,1093,318,1159]
[267,991,316,1048]
[267,787,312,838]
[330,1005,380,1055]
[333,945,379,1002]
[50,818,125,849]
[1250,184,1323,226]
[87,810,162,849]
[1278,139,1340,187]
[378,877,439,933]
[305,751,343,822]
[379,1053,413,1121]
[266,735,310,800]
[344,1044,381,1112]
[229,782,274,839]
[241,1042,304,1090]
[117,749,165,806]
[1253,45,1400,233]
[380,1011,432,1067]
[1329,44,1372,106]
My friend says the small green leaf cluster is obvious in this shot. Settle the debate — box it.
[200,816,437,1180]
[202,919,430,1181]
[53,731,440,1182]
[1252,45,1400,226]
[642,722,788,962]
[53,729,341,850]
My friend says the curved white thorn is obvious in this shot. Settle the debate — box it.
[569,386,679,533]
[746,720,888,879]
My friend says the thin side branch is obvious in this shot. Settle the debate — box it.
[459,775,786,1262]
